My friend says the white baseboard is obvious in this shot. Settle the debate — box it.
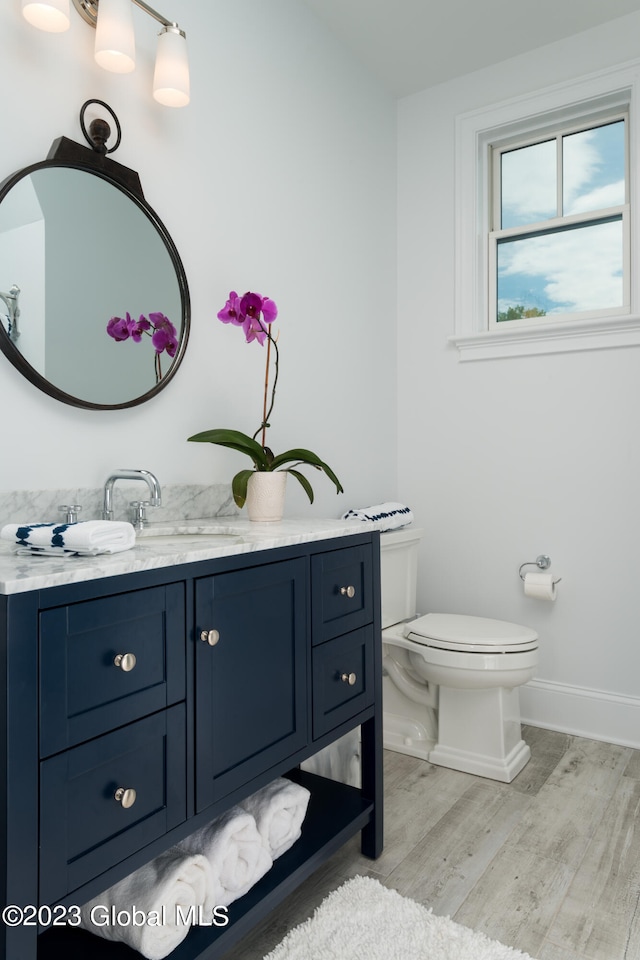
[520,679,640,750]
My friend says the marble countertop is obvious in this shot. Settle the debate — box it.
[0,517,377,595]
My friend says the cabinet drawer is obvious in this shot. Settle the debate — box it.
[311,544,373,644]
[40,705,186,905]
[39,584,185,757]
[312,626,374,738]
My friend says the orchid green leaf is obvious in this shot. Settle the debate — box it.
[231,469,255,508]
[287,468,314,504]
[187,429,270,470]
[271,448,344,494]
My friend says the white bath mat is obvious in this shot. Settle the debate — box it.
[263,875,537,960]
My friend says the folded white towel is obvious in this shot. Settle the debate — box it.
[342,502,414,531]
[177,806,272,907]
[1,520,135,557]
[239,777,310,860]
[79,848,213,960]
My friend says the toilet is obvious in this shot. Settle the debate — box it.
[380,527,538,783]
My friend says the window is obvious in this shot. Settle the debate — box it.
[489,114,629,329]
[452,63,640,360]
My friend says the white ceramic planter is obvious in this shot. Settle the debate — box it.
[245,471,287,522]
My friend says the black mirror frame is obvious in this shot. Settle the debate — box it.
[0,126,190,411]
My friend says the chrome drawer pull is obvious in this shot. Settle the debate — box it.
[340,585,356,598]
[201,629,220,646]
[341,672,357,686]
[114,787,137,808]
[114,653,137,672]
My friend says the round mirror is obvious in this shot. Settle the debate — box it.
[0,159,189,409]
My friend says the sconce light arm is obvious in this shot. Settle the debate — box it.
[72,0,184,36]
[132,0,181,33]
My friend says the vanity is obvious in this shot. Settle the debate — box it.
[0,519,383,960]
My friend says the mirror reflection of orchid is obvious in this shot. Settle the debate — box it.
[107,311,178,382]
[188,290,343,509]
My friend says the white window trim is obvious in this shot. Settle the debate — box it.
[452,60,640,361]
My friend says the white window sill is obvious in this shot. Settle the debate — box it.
[449,314,640,361]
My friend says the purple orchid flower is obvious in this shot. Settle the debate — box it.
[131,316,151,342]
[149,312,178,356]
[215,288,280,446]
[107,309,178,371]
[217,291,278,345]
[107,312,137,341]
[217,291,244,327]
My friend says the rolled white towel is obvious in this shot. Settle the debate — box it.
[79,848,213,960]
[341,502,414,531]
[1,520,136,556]
[239,777,310,860]
[177,806,272,907]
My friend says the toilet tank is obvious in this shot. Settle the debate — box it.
[380,527,423,628]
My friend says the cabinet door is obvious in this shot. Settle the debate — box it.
[195,558,308,811]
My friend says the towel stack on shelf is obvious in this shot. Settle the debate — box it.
[0,520,136,557]
[79,777,310,959]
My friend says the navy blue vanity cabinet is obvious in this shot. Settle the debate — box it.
[194,557,308,810]
[0,530,382,960]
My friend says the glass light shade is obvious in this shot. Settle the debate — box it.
[22,0,70,32]
[153,26,190,107]
[95,0,135,73]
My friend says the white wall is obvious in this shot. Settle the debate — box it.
[0,0,397,518]
[397,13,640,746]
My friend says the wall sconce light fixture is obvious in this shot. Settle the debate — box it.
[21,0,190,107]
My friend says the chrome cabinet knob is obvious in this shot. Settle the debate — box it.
[114,653,137,672]
[114,787,137,808]
[201,629,220,646]
[341,672,357,686]
[340,585,356,598]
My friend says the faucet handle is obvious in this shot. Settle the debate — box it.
[59,504,82,524]
[130,501,149,530]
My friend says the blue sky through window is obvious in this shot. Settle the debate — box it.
[497,120,625,319]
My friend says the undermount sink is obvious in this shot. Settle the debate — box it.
[136,524,243,546]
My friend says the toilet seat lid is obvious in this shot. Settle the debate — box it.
[404,613,538,653]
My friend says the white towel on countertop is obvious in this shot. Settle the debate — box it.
[1,520,136,557]
[177,806,272,908]
[239,777,310,860]
[341,502,414,531]
[79,848,213,960]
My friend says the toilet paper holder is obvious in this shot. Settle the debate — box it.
[519,555,562,584]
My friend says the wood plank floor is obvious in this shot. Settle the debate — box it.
[223,726,640,960]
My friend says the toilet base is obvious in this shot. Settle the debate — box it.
[383,711,434,762]
[433,683,530,783]
[429,738,531,783]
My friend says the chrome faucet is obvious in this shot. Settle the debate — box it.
[103,469,162,526]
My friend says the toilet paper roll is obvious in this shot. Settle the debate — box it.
[523,571,557,601]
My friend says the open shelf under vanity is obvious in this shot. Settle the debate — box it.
[38,771,374,960]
